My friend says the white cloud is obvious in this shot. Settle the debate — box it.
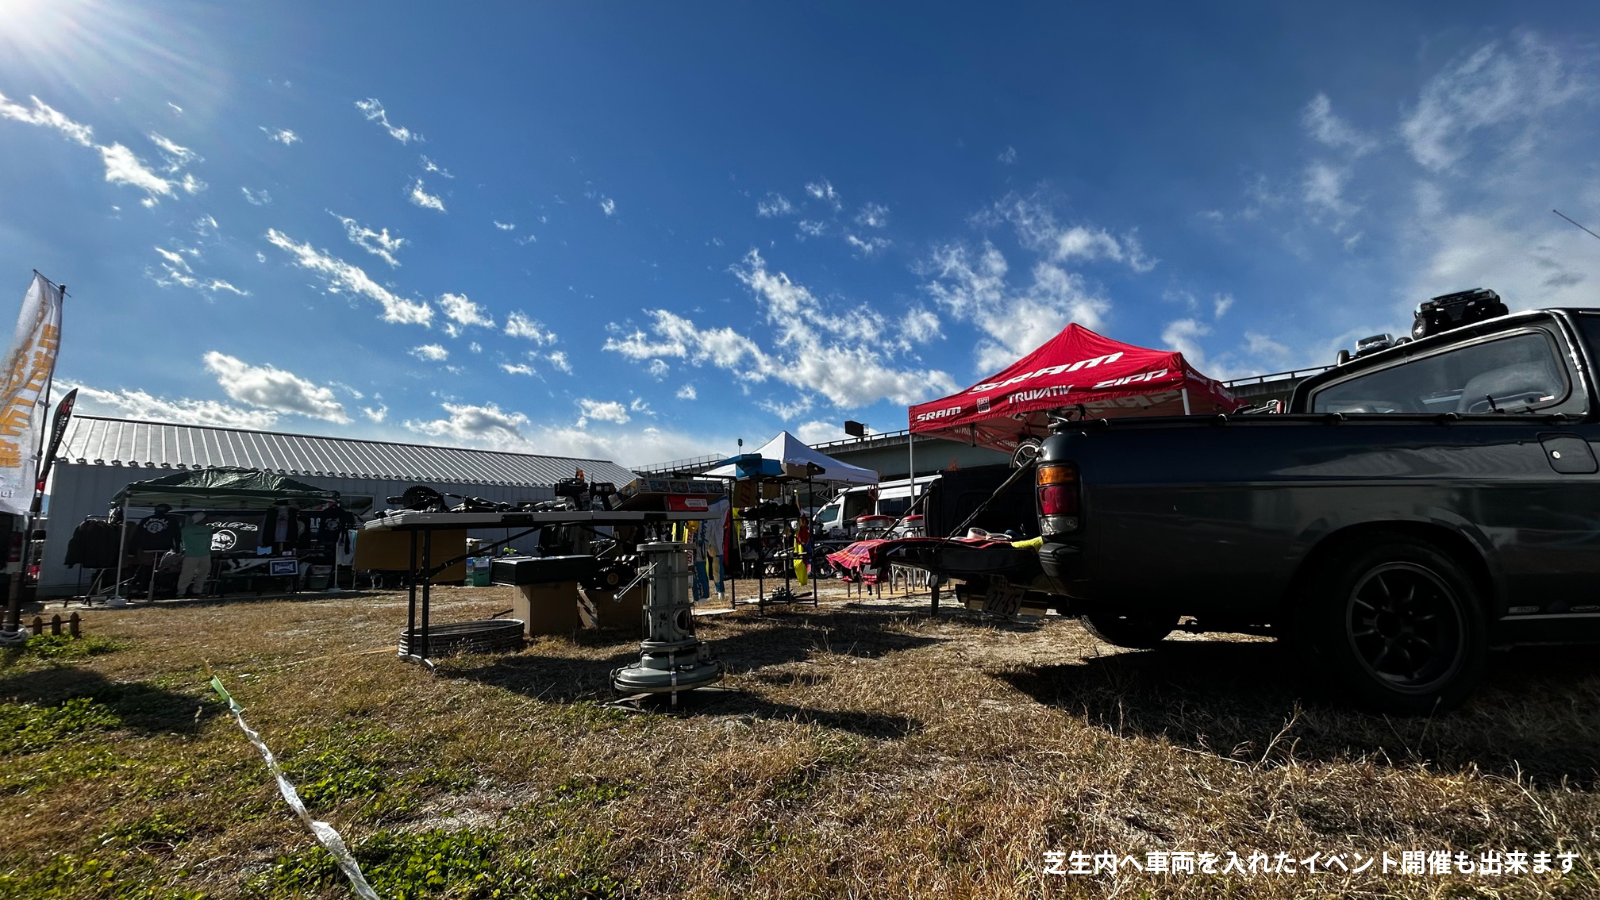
[1303,161,1357,220]
[493,220,515,231]
[330,211,406,267]
[845,234,891,257]
[260,127,300,146]
[179,173,206,195]
[1400,33,1586,173]
[805,178,841,211]
[797,420,847,445]
[0,91,93,145]
[924,240,1111,373]
[758,193,794,217]
[504,311,556,343]
[408,178,445,212]
[167,102,183,116]
[362,404,388,423]
[437,292,494,329]
[501,363,535,376]
[420,155,452,178]
[647,358,669,379]
[406,402,528,443]
[69,383,279,430]
[193,215,218,236]
[545,351,572,373]
[355,98,419,143]
[264,228,433,325]
[900,307,941,343]
[149,245,247,296]
[98,143,173,204]
[202,351,349,423]
[992,193,1157,273]
[605,250,958,409]
[410,344,449,362]
[599,196,616,216]
[516,234,537,246]
[148,133,199,171]
[997,146,1017,165]
[577,398,630,426]
[241,187,272,206]
[1161,318,1211,368]
[629,397,652,415]
[1213,293,1235,319]
[676,384,697,400]
[1302,94,1377,156]
[796,220,826,239]
[855,202,889,228]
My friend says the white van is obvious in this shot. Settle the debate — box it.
[814,475,940,538]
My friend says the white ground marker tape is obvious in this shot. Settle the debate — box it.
[209,675,380,900]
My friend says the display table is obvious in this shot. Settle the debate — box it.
[362,509,705,663]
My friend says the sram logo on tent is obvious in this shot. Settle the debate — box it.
[969,352,1124,394]
[1093,368,1169,390]
[914,406,962,422]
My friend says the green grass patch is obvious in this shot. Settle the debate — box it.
[18,634,123,661]
[0,850,204,900]
[253,827,623,900]
[0,697,119,755]
[549,776,634,807]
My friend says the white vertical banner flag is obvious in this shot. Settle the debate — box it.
[0,274,63,516]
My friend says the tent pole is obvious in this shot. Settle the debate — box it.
[109,498,129,607]
[907,431,915,504]
[1182,388,1191,416]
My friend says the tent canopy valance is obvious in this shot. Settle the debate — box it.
[110,466,340,510]
[908,324,1236,452]
[704,431,878,484]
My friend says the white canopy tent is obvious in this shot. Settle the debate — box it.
[705,431,879,484]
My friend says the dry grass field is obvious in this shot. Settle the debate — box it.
[1,581,1597,899]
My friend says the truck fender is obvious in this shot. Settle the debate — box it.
[1283,510,1504,617]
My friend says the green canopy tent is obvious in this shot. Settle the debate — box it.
[108,467,340,604]
[111,466,339,510]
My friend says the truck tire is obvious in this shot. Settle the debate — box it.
[1295,533,1486,714]
[1082,612,1179,649]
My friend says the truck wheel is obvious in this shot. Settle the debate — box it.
[1082,612,1179,649]
[1297,534,1486,714]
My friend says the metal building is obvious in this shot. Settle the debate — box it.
[38,416,638,597]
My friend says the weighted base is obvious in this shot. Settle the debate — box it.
[611,645,723,694]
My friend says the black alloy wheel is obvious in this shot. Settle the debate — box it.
[1347,562,1464,690]
[1297,533,1486,714]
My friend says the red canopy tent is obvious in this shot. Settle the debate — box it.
[908,324,1236,452]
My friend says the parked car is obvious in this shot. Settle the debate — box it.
[1028,303,1600,712]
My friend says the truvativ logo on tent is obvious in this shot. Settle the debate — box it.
[968,352,1124,394]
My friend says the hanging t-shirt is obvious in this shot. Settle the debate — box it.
[135,514,181,552]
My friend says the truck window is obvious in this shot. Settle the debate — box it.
[878,497,911,517]
[1311,331,1569,414]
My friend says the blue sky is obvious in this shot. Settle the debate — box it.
[1,2,1596,465]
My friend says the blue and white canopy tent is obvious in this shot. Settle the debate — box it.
[704,431,878,485]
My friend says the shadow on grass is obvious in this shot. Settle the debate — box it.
[0,666,219,736]
[441,608,932,740]
[998,639,1600,786]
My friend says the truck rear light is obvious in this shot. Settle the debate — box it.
[1037,463,1080,534]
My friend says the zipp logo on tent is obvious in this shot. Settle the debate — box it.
[1093,368,1168,389]
[969,352,1124,394]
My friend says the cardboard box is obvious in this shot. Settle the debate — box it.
[353,529,467,581]
[578,583,645,633]
[731,480,758,507]
[514,581,583,636]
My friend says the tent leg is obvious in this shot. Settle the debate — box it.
[1182,387,1191,415]
[405,531,417,658]
[420,529,432,661]
[108,499,130,607]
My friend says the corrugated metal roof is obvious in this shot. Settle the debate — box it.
[55,416,638,488]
